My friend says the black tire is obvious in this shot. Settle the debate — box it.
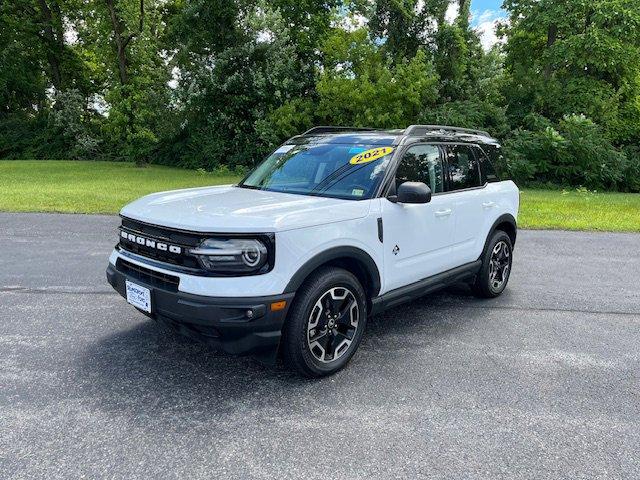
[281,266,367,377]
[472,230,513,298]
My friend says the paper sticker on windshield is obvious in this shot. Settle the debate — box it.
[349,147,394,165]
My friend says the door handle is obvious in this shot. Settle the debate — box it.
[434,209,452,217]
[482,201,497,209]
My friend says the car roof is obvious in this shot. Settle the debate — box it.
[290,125,499,146]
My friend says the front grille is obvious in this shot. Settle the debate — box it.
[117,216,276,277]
[118,218,204,270]
[117,258,180,291]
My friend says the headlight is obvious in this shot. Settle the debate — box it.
[190,237,271,274]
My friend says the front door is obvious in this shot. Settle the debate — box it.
[381,144,457,293]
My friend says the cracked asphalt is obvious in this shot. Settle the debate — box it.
[1,212,639,479]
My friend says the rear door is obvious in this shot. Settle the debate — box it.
[444,144,486,266]
[381,144,457,292]
[474,143,514,247]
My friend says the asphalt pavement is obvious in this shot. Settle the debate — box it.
[1,212,639,479]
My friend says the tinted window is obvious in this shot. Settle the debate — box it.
[240,143,393,200]
[475,145,500,183]
[395,144,444,193]
[445,145,481,191]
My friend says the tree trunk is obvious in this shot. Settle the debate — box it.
[36,0,64,91]
[104,0,148,165]
[104,0,129,85]
[544,23,558,79]
[104,0,145,86]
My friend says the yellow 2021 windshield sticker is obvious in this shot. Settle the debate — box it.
[349,147,394,165]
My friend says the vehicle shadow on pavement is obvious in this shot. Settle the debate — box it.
[78,287,486,416]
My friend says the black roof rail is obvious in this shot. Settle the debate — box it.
[303,126,379,135]
[404,125,490,138]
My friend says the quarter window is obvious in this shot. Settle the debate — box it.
[445,145,481,191]
[395,144,444,194]
[474,146,500,183]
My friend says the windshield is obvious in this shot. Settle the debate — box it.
[239,142,395,200]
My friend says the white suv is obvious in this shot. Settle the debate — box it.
[106,125,519,376]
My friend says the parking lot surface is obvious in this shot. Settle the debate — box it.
[1,212,639,479]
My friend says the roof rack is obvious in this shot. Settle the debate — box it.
[303,126,379,135]
[404,125,490,138]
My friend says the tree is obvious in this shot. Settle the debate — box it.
[0,2,47,115]
[502,0,640,144]
[159,2,307,169]
[367,0,428,62]
[315,28,439,128]
[0,0,638,192]
[74,0,172,163]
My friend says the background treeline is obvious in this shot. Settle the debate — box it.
[1,0,639,191]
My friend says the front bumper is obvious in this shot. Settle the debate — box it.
[106,262,294,362]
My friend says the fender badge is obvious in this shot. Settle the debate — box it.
[393,245,400,256]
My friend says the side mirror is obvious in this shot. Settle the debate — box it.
[388,182,432,204]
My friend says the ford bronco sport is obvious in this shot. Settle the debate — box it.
[106,125,519,377]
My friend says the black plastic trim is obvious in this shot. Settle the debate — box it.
[370,260,482,316]
[283,246,381,296]
[106,263,294,362]
[377,218,384,243]
[483,214,518,251]
[116,258,180,291]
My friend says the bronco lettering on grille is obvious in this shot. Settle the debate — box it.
[121,231,182,254]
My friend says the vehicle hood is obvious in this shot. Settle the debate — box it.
[120,185,371,233]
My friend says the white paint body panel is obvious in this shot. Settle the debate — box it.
[380,195,457,292]
[109,180,519,298]
[453,180,520,265]
[120,185,371,233]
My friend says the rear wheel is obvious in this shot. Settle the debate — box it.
[281,267,367,377]
[472,231,513,298]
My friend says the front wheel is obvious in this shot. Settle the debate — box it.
[281,267,367,377]
[472,231,513,298]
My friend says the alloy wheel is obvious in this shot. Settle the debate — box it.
[307,287,359,363]
[489,240,511,292]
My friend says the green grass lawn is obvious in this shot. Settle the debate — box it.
[518,189,640,232]
[0,160,241,214]
[1,160,639,232]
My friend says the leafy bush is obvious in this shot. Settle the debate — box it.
[621,144,640,193]
[0,114,68,159]
[49,89,101,159]
[418,100,509,138]
[503,114,636,191]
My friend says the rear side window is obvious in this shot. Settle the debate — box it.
[474,146,500,183]
[445,145,481,191]
[396,144,444,193]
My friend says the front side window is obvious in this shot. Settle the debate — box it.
[445,145,481,191]
[395,144,444,193]
[239,143,394,200]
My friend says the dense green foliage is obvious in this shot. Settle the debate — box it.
[1,0,639,191]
